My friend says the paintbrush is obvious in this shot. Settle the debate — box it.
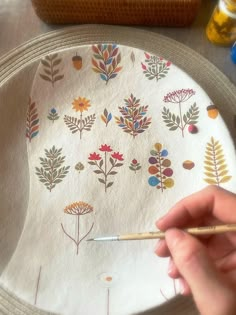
[87,224,236,241]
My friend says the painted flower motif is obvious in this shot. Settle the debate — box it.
[88,152,102,161]
[98,273,118,288]
[64,201,93,215]
[99,144,112,152]
[163,89,195,104]
[51,108,56,114]
[132,159,137,164]
[72,97,91,113]
[111,152,124,161]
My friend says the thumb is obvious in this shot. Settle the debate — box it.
[165,228,235,315]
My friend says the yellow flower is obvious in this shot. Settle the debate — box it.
[64,201,93,215]
[72,97,91,113]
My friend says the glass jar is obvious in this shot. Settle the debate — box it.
[206,0,236,45]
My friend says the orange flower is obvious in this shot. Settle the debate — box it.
[64,201,93,215]
[72,97,91,113]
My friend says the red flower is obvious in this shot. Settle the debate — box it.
[144,52,150,59]
[99,144,112,152]
[141,62,147,70]
[132,159,137,165]
[88,152,101,160]
[111,152,124,161]
[166,61,171,67]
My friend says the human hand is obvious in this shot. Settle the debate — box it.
[155,186,236,315]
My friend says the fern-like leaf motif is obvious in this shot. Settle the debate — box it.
[35,146,70,192]
[39,53,64,87]
[26,97,39,142]
[115,94,151,139]
[92,44,122,84]
[64,114,96,139]
[204,137,231,186]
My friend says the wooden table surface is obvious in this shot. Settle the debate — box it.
[0,0,235,83]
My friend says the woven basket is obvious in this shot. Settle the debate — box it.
[31,0,201,26]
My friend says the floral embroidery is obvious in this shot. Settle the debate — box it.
[88,144,124,192]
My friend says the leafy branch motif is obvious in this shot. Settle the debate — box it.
[88,144,124,192]
[64,97,96,139]
[101,108,112,127]
[48,108,59,122]
[129,159,141,173]
[92,44,122,84]
[148,143,174,192]
[115,94,151,139]
[162,89,198,137]
[26,97,39,142]
[35,146,70,192]
[61,202,94,255]
[141,52,171,81]
[39,53,64,87]
[204,137,231,186]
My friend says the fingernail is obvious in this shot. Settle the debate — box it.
[168,259,174,275]
[154,240,163,254]
[178,278,185,295]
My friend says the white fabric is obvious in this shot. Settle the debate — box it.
[1,44,236,315]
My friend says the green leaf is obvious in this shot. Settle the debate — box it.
[106,182,113,188]
[98,178,105,184]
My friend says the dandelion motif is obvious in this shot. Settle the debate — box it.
[162,89,199,137]
[61,201,94,255]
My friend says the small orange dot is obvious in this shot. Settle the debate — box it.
[105,276,112,282]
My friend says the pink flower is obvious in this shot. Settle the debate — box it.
[159,57,163,61]
[166,61,171,67]
[144,52,150,59]
[132,159,138,165]
[111,152,124,161]
[141,62,147,70]
[88,152,101,160]
[99,144,112,152]
[163,89,195,104]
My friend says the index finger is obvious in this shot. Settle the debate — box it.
[156,186,236,231]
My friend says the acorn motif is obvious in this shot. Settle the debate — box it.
[183,160,195,170]
[207,104,219,119]
[72,54,82,70]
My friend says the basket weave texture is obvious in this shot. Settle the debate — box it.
[31,0,201,26]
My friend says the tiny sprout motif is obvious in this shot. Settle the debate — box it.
[101,108,112,127]
[148,143,174,191]
[61,201,94,255]
[141,52,171,81]
[129,159,141,173]
[48,108,59,122]
[88,144,124,192]
[75,162,84,173]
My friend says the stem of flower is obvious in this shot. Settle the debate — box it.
[76,215,80,255]
[178,102,184,137]
[105,152,107,192]
[157,151,164,192]
[80,112,83,140]
[107,288,110,315]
